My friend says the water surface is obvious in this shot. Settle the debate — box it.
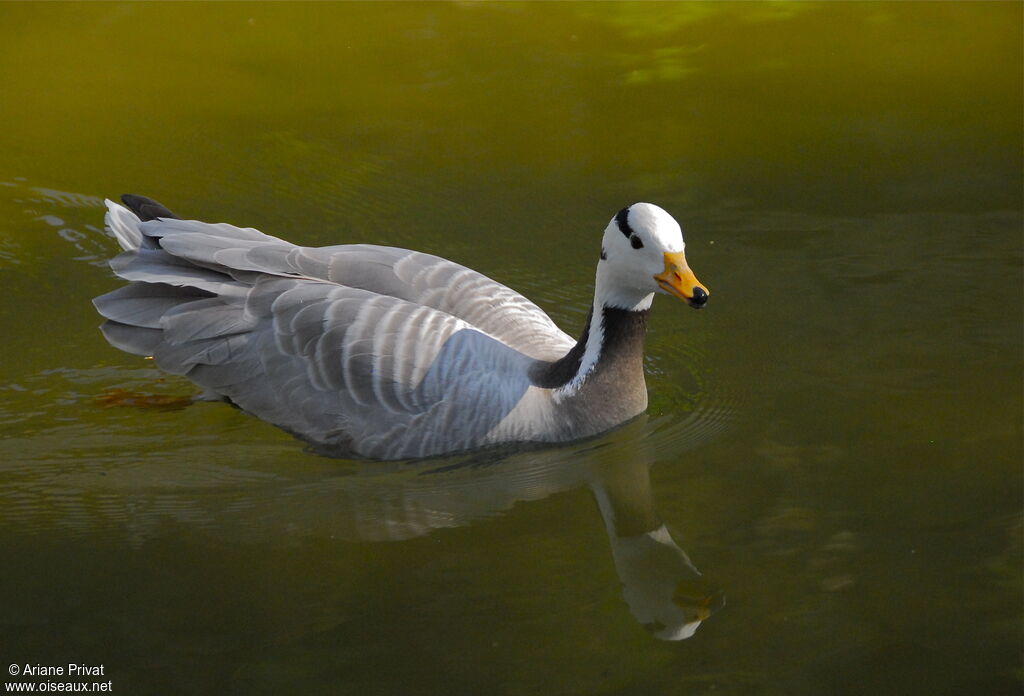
[0,3,1021,694]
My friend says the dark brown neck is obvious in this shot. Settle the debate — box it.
[598,306,649,370]
[529,306,648,390]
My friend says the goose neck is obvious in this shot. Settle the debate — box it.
[529,301,649,393]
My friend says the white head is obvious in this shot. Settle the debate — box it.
[595,202,709,311]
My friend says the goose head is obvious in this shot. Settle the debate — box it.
[596,203,709,311]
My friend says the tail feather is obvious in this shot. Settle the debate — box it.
[98,195,252,367]
[99,320,163,357]
[105,199,145,251]
[93,283,213,329]
[104,194,180,251]
[109,247,239,294]
[121,194,179,222]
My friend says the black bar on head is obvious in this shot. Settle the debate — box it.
[615,206,634,239]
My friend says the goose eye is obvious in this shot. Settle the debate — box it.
[630,235,643,249]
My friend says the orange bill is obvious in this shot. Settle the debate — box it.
[654,251,709,307]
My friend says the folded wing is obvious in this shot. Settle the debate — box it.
[94,201,563,458]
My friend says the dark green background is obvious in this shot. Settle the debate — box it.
[1,3,1020,694]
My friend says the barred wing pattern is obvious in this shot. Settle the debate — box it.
[94,203,571,459]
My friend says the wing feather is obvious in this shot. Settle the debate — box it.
[94,282,212,329]
[111,212,573,358]
[95,202,560,458]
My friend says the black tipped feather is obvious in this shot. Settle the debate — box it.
[121,194,180,222]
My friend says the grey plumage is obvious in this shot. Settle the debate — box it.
[95,198,572,458]
[93,196,706,460]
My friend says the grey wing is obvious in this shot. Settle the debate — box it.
[129,216,574,360]
[94,203,567,458]
[96,273,536,460]
[297,244,576,361]
[258,276,539,459]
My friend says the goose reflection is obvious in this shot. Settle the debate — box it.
[243,416,726,640]
[589,454,724,640]
[9,414,726,640]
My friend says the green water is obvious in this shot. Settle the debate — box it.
[1,2,1021,694]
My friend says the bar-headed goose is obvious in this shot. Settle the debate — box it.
[94,196,708,459]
